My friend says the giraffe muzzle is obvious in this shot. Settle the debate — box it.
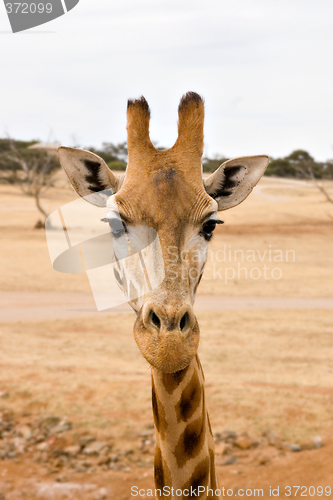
[133,301,200,373]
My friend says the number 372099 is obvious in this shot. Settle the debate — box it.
[5,3,53,14]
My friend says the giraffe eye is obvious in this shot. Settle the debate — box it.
[201,219,224,241]
[101,217,126,238]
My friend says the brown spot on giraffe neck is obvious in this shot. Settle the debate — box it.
[154,445,165,491]
[174,408,206,468]
[176,369,202,423]
[161,365,190,395]
[152,379,159,430]
[152,376,168,440]
[154,445,172,494]
[181,456,210,498]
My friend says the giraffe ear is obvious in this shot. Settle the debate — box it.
[58,147,124,207]
[204,155,269,211]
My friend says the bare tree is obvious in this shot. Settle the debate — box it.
[287,150,333,204]
[311,177,333,204]
[1,139,60,227]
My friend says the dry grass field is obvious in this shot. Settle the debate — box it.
[0,173,332,499]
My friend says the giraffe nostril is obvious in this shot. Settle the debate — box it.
[180,312,189,331]
[150,311,161,330]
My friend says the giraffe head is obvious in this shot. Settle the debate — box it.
[58,92,268,373]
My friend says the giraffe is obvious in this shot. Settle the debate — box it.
[58,92,269,499]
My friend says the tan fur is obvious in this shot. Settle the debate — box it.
[125,92,204,184]
[152,356,219,499]
[58,92,269,499]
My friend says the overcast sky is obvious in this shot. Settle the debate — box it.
[0,0,332,161]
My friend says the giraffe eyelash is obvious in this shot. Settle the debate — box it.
[201,218,224,241]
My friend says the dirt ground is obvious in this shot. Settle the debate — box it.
[0,174,332,498]
[0,442,331,500]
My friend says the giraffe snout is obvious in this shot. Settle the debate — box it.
[133,300,200,373]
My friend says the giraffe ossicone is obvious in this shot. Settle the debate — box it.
[52,92,269,498]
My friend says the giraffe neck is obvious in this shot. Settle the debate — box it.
[151,355,219,499]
